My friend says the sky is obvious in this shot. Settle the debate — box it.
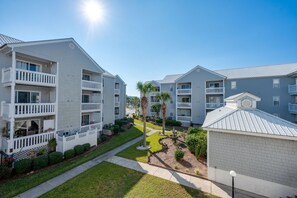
[1,0,297,96]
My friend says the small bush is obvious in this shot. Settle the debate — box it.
[0,165,12,179]
[37,148,47,156]
[100,134,108,142]
[188,127,199,134]
[185,134,199,153]
[155,117,162,124]
[48,152,63,165]
[174,149,184,161]
[111,125,120,135]
[83,143,91,151]
[186,131,207,157]
[14,159,32,174]
[166,119,182,127]
[74,145,84,155]
[33,155,48,170]
[64,149,75,159]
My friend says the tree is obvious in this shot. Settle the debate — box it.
[136,81,154,147]
[151,103,161,118]
[156,92,171,135]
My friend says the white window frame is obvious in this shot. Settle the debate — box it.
[81,114,90,126]
[82,74,91,81]
[273,96,280,106]
[16,59,42,72]
[82,94,91,103]
[231,81,237,89]
[273,78,280,88]
[15,90,41,103]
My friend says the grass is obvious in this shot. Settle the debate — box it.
[0,126,144,198]
[117,132,168,163]
[41,162,215,198]
[134,119,162,130]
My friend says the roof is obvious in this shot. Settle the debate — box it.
[215,63,297,79]
[103,71,115,78]
[203,106,297,139]
[159,74,183,84]
[225,92,261,102]
[0,34,23,47]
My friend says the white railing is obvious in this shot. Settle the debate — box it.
[177,102,192,108]
[150,92,160,96]
[177,116,191,122]
[177,89,192,95]
[14,103,56,117]
[288,85,297,95]
[81,103,101,112]
[115,114,120,120]
[206,103,224,109]
[82,80,102,91]
[115,101,120,107]
[81,123,101,133]
[114,89,120,94]
[11,131,56,153]
[289,103,297,114]
[2,67,12,83]
[205,87,225,94]
[1,101,11,119]
[16,69,56,86]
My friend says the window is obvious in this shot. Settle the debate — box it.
[16,60,41,72]
[82,95,90,103]
[115,107,119,114]
[181,98,190,102]
[82,74,91,81]
[231,81,236,89]
[181,84,190,89]
[15,120,40,136]
[15,91,40,103]
[273,96,280,106]
[154,87,160,92]
[81,114,90,126]
[208,82,220,88]
[115,83,120,89]
[273,79,280,88]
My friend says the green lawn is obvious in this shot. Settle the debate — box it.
[117,132,167,163]
[134,119,163,130]
[0,126,144,198]
[41,162,215,198]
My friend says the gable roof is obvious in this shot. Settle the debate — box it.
[115,75,126,85]
[159,74,183,84]
[176,65,226,82]
[0,34,23,47]
[225,92,261,102]
[103,70,115,78]
[203,106,297,140]
[215,63,297,79]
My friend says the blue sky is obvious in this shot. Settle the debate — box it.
[1,0,297,96]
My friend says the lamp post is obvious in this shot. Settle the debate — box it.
[230,170,236,198]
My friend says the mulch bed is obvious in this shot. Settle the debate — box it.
[149,136,207,178]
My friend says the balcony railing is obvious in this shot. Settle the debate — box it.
[81,80,102,91]
[206,103,224,109]
[177,102,192,108]
[149,92,160,96]
[2,131,56,154]
[288,85,297,95]
[115,114,120,120]
[177,89,191,95]
[81,123,101,133]
[2,68,56,87]
[1,102,56,119]
[81,103,101,112]
[177,116,191,122]
[115,101,120,107]
[289,103,297,114]
[205,87,225,94]
[114,89,120,94]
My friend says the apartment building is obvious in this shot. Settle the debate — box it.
[0,34,126,157]
[102,72,126,126]
[146,64,297,126]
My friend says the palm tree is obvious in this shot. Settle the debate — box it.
[156,92,171,135]
[151,103,161,118]
[136,81,154,147]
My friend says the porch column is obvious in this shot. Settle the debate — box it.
[55,62,59,131]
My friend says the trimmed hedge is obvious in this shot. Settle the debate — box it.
[14,159,32,174]
[33,155,48,170]
[101,134,108,142]
[64,149,75,159]
[0,165,12,179]
[74,145,84,155]
[174,149,184,161]
[165,119,182,127]
[48,152,63,165]
[83,143,91,151]
[111,125,120,135]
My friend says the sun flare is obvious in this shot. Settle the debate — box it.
[82,0,105,25]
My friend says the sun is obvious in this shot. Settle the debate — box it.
[82,0,105,25]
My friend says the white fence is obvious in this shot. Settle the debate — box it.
[14,103,56,118]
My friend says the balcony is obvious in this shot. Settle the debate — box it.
[177,89,191,95]
[115,101,120,107]
[2,131,56,154]
[2,68,56,87]
[81,103,101,113]
[205,87,224,94]
[114,89,120,95]
[206,103,224,109]
[149,92,160,96]
[177,102,192,108]
[81,80,102,91]
[288,85,297,95]
[115,114,120,120]
[177,115,191,122]
[1,102,56,119]
[289,103,297,114]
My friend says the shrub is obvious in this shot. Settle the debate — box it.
[33,155,48,170]
[166,119,182,127]
[111,125,120,135]
[64,149,75,159]
[0,165,12,179]
[83,143,91,151]
[186,131,207,157]
[101,134,108,142]
[37,148,47,156]
[194,134,207,159]
[155,117,162,124]
[14,159,32,174]
[174,149,184,161]
[188,127,204,135]
[185,134,199,153]
[74,145,84,155]
[48,152,63,165]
